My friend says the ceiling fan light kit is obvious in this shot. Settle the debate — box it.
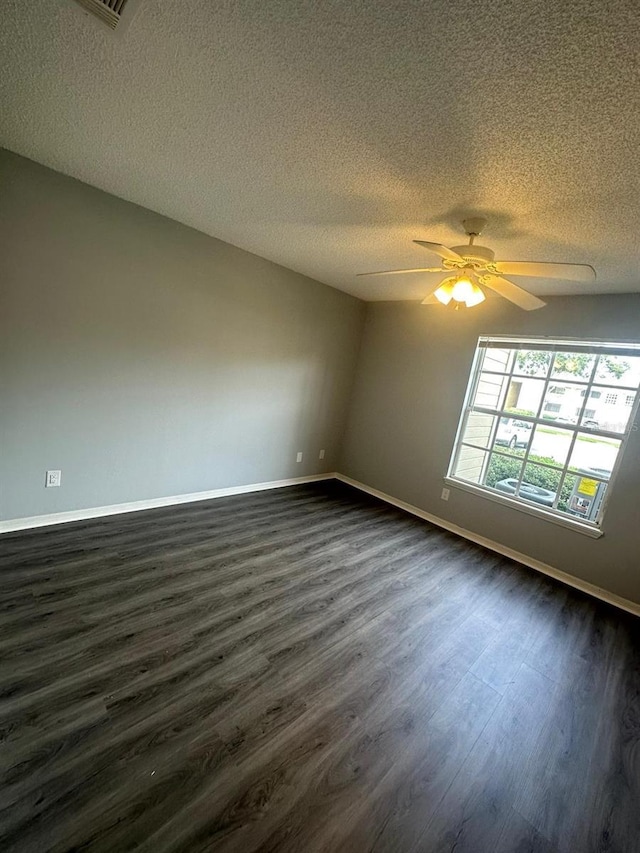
[461,281,486,308]
[358,218,596,312]
[432,275,486,309]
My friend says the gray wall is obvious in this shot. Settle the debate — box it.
[0,150,364,520]
[340,296,640,604]
[3,148,638,605]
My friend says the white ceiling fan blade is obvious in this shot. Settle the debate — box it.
[413,241,464,262]
[481,274,546,311]
[357,267,443,277]
[495,261,596,281]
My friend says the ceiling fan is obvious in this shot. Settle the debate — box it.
[358,218,596,310]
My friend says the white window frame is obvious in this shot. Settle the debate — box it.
[445,335,640,538]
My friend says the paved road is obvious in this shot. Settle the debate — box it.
[530,429,617,475]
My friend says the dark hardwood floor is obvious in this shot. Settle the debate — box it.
[0,480,638,852]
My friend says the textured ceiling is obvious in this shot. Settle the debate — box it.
[1,0,639,301]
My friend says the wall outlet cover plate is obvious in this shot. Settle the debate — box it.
[46,470,62,488]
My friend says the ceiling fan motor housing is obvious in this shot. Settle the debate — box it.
[449,245,496,265]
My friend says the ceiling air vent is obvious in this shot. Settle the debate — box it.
[72,0,132,30]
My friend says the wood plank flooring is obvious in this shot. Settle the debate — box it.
[0,480,638,852]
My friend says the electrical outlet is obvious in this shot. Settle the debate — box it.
[46,470,62,488]
[296,452,303,463]
[441,487,450,501]
[319,449,325,460]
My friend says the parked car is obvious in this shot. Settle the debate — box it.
[495,417,533,449]
[582,418,599,429]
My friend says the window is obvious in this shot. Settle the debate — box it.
[605,393,618,404]
[447,337,640,535]
[625,394,635,406]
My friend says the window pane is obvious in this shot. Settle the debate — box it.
[556,472,577,513]
[453,445,488,484]
[481,347,514,374]
[519,463,560,507]
[484,453,524,493]
[512,349,552,378]
[528,424,573,468]
[472,372,509,410]
[461,412,498,449]
[540,382,582,426]
[504,376,545,417]
[493,416,532,452]
[595,354,640,388]
[579,386,635,433]
[564,474,608,521]
[568,434,620,479]
[550,352,596,382]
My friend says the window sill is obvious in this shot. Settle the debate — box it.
[444,477,604,539]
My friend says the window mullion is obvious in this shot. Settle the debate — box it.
[487,353,518,456]
[574,354,601,428]
[550,354,602,510]
[512,355,553,498]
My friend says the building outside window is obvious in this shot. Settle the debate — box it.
[447,337,640,534]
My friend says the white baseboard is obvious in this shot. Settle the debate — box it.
[335,473,640,618]
[5,471,638,618]
[0,473,337,534]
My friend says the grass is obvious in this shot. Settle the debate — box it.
[536,425,619,446]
